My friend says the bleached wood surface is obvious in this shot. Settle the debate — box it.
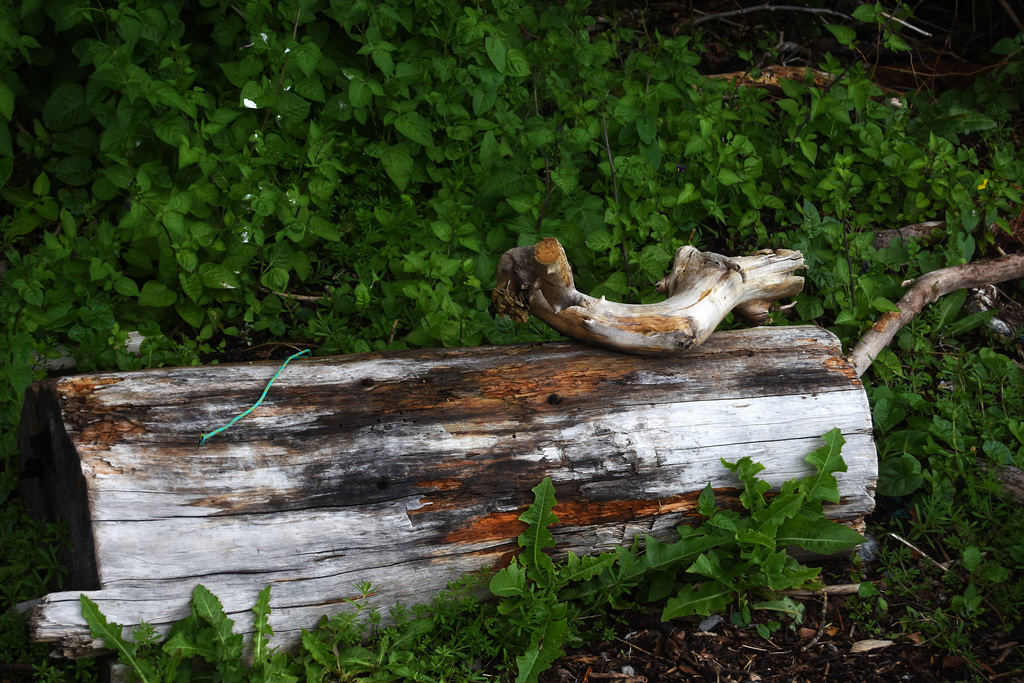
[18,326,876,658]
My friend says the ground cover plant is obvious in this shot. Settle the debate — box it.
[1,0,1023,680]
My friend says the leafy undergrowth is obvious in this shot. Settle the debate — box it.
[1,0,1024,680]
[82,435,863,682]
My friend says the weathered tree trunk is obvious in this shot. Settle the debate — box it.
[18,326,876,658]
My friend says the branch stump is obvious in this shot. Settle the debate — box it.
[18,326,876,657]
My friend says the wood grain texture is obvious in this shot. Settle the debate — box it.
[18,326,876,657]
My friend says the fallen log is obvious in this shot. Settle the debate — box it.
[18,326,876,658]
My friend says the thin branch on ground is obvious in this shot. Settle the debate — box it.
[849,252,1024,377]
[690,4,850,26]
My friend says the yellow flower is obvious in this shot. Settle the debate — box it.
[977,178,988,190]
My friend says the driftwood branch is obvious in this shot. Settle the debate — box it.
[850,253,1024,376]
[492,238,805,355]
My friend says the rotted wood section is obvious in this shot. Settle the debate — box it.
[18,325,876,658]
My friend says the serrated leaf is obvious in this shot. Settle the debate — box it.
[800,428,847,505]
[80,595,158,683]
[662,581,733,619]
[518,477,558,586]
[626,534,728,582]
[514,604,566,683]
[489,559,527,597]
[753,492,805,527]
[697,483,716,516]
[251,585,273,667]
[560,551,617,584]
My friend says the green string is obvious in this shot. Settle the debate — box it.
[198,348,311,446]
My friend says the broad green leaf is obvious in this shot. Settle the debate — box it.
[485,35,507,72]
[32,172,50,197]
[390,110,434,148]
[54,156,92,186]
[662,581,732,619]
[0,82,13,121]
[380,144,413,191]
[716,168,741,185]
[877,453,923,496]
[138,281,177,307]
[505,48,531,78]
[852,4,878,22]
[962,546,982,572]
[175,249,198,273]
[799,138,818,164]
[261,268,290,292]
[291,41,321,77]
[114,276,140,297]
[776,515,864,554]
[636,113,657,144]
[43,83,91,131]
[825,24,857,48]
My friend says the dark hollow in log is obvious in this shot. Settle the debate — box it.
[18,326,876,658]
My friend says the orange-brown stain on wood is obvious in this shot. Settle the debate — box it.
[59,376,124,399]
[80,419,147,448]
[872,311,902,332]
[444,511,526,544]
[822,356,860,383]
[551,492,705,527]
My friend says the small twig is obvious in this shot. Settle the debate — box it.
[800,592,829,651]
[782,583,863,597]
[258,286,322,302]
[995,0,1024,32]
[691,4,850,26]
[601,110,633,302]
[877,11,933,37]
[888,532,948,572]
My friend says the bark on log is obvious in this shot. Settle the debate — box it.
[492,238,806,355]
[18,326,876,658]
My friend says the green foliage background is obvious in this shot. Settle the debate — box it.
[1,0,1024,678]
